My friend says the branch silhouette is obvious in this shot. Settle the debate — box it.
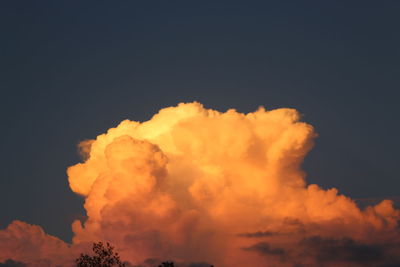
[76,242,125,267]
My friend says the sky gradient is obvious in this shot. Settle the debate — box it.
[1,0,400,249]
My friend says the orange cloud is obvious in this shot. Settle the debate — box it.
[1,102,399,266]
[0,221,71,266]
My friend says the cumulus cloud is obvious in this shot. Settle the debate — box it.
[0,221,72,266]
[1,102,399,266]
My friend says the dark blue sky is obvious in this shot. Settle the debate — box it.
[1,1,399,242]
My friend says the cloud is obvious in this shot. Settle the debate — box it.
[241,236,400,266]
[300,236,385,264]
[0,221,72,266]
[0,102,399,266]
[243,242,286,259]
[237,231,278,238]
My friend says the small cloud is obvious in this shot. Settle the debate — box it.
[243,242,287,261]
[237,231,278,238]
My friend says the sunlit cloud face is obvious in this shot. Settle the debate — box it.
[1,102,400,266]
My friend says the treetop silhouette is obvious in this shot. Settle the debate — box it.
[76,242,125,267]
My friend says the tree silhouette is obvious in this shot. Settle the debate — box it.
[158,262,174,267]
[76,242,126,267]
[158,261,214,267]
[76,242,214,267]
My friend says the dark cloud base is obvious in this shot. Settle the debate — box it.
[243,236,400,267]
[0,260,26,267]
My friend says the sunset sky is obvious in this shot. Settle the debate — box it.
[1,1,400,267]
